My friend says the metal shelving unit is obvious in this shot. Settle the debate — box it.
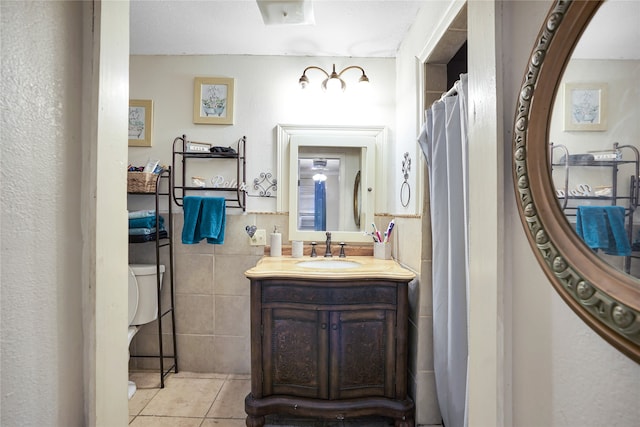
[128,168,178,388]
[551,142,640,274]
[171,134,246,211]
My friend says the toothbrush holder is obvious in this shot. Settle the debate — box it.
[373,242,392,260]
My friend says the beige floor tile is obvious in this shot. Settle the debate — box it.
[141,377,224,418]
[173,371,229,380]
[201,419,246,427]
[129,415,203,427]
[206,379,250,419]
[129,387,160,416]
[130,371,170,389]
[228,373,250,380]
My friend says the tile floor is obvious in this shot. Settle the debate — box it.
[129,371,396,426]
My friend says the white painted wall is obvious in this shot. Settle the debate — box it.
[503,2,640,427]
[1,1,85,425]
[3,1,639,426]
[1,1,130,426]
[128,55,396,214]
[86,1,131,426]
[396,0,640,426]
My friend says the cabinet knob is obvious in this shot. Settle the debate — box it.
[332,324,338,330]
[321,323,327,329]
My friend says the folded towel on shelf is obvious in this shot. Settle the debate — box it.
[128,209,156,219]
[181,196,226,245]
[559,153,595,165]
[575,205,631,256]
[129,227,159,236]
[129,229,168,243]
[129,215,164,229]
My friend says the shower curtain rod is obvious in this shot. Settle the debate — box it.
[439,85,458,101]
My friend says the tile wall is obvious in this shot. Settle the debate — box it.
[129,212,287,374]
[129,210,438,423]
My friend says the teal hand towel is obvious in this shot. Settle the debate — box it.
[128,209,156,219]
[182,196,203,244]
[201,197,226,244]
[576,206,609,250]
[181,196,226,245]
[129,227,157,236]
[129,215,164,229]
[576,206,630,256]
[604,206,631,256]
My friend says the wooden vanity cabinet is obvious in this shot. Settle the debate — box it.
[245,278,414,427]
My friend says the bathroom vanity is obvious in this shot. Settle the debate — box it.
[244,256,415,427]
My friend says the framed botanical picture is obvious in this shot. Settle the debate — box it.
[128,99,153,146]
[193,77,235,125]
[564,82,608,131]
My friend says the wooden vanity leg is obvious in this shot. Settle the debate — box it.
[245,415,265,427]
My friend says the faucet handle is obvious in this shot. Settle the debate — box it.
[324,232,332,258]
[310,242,317,258]
[339,242,346,258]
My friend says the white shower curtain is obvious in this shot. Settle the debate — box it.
[418,74,469,427]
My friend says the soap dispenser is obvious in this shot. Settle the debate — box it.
[270,226,282,257]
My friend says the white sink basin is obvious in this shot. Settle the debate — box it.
[296,259,362,269]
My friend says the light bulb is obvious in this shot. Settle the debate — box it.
[325,77,345,93]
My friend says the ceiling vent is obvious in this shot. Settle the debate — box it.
[256,0,315,26]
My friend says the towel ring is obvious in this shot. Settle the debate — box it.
[353,170,361,228]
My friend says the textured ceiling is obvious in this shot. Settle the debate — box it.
[130,0,639,60]
[130,0,427,57]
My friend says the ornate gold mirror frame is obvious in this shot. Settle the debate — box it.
[513,0,640,362]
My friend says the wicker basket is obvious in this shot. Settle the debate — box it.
[127,172,158,193]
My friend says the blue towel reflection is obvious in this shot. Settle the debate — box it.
[314,181,326,231]
[575,205,631,256]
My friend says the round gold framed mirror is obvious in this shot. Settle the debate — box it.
[513,0,640,362]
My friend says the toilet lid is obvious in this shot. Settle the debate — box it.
[128,267,139,325]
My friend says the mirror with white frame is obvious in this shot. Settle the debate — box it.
[276,124,385,243]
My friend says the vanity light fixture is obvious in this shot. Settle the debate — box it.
[312,159,327,181]
[298,64,370,93]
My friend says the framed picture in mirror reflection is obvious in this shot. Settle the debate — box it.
[563,82,608,131]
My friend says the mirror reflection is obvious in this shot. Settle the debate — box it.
[298,157,340,230]
[549,0,640,277]
[277,124,383,244]
[297,147,360,232]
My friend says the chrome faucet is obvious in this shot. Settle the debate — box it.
[324,232,332,257]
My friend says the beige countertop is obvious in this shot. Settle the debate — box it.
[245,255,416,281]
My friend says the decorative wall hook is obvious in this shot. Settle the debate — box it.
[400,152,411,207]
[245,225,257,238]
[250,172,277,198]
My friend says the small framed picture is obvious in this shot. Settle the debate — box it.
[185,141,212,153]
[193,77,235,125]
[563,83,608,131]
[128,99,153,146]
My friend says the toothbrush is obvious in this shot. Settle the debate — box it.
[372,223,382,243]
[385,220,395,242]
[363,231,378,242]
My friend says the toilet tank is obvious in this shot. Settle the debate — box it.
[129,263,165,325]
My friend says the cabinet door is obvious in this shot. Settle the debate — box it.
[329,309,396,400]
[262,307,329,398]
